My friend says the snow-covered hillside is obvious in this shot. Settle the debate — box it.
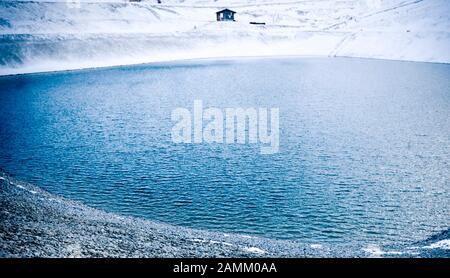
[0,0,449,75]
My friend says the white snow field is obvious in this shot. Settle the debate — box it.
[0,0,449,75]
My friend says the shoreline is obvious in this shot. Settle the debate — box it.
[1,54,450,78]
[0,170,335,258]
[0,170,449,258]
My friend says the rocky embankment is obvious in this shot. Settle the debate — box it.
[0,170,448,258]
[0,170,334,257]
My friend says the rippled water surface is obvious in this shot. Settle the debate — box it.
[0,57,449,244]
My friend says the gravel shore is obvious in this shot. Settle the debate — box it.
[0,170,448,258]
[0,171,329,257]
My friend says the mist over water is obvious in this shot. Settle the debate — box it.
[0,57,449,245]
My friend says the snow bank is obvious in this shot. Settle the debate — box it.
[0,0,449,75]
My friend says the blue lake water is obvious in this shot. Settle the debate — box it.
[0,57,449,245]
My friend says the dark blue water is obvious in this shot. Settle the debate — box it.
[0,57,449,245]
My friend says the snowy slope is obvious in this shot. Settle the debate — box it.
[0,0,449,75]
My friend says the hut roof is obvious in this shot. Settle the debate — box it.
[216,9,237,14]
